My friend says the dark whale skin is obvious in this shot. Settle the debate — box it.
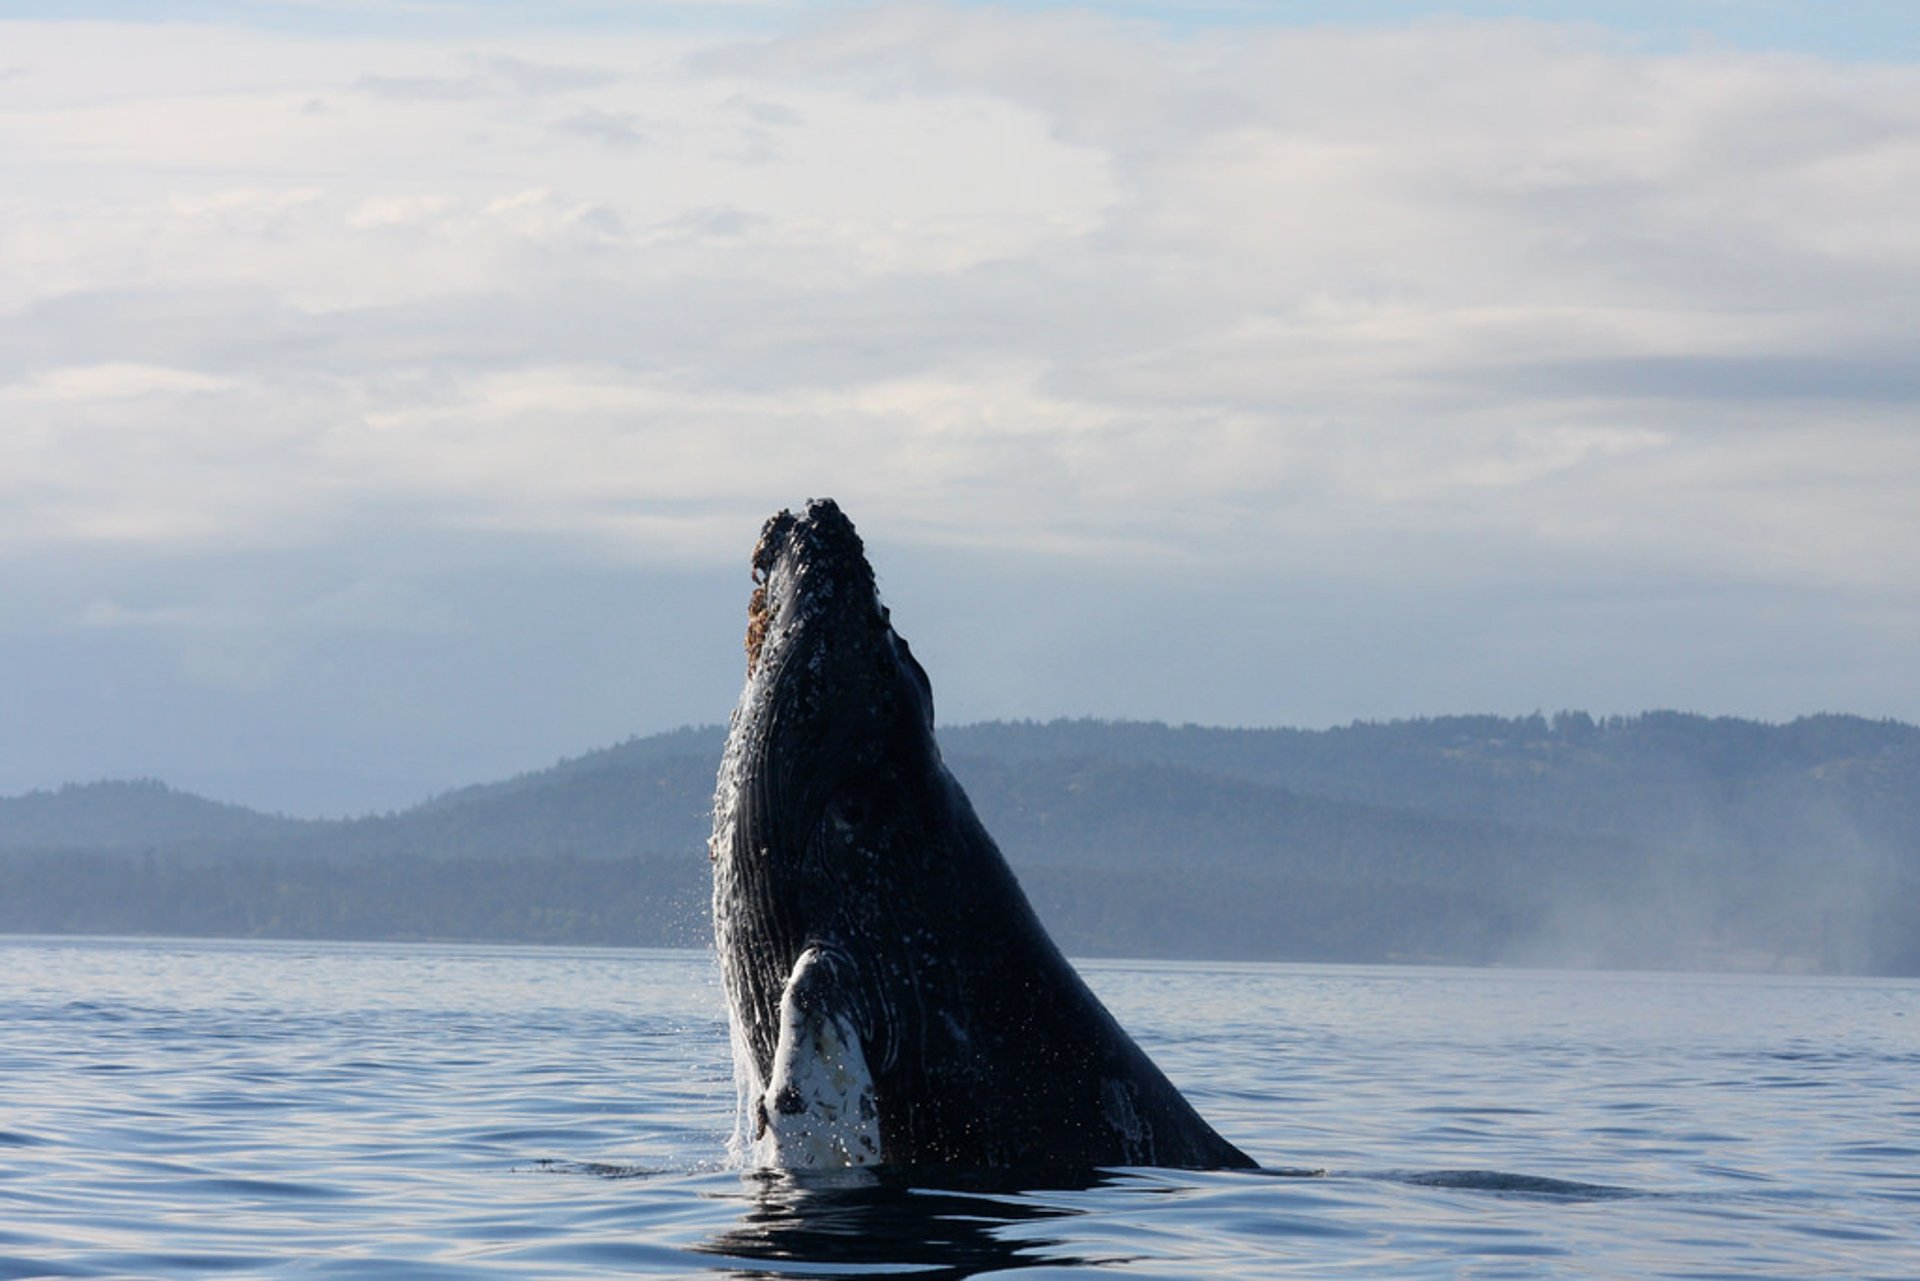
[711,498,1255,1171]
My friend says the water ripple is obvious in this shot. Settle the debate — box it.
[2,939,1917,1278]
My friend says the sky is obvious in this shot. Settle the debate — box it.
[2,1,1917,816]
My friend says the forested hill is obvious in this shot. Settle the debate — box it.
[0,779,309,851]
[3,713,1917,974]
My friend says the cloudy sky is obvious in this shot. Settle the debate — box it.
[3,1,1917,815]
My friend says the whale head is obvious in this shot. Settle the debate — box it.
[708,499,1256,1172]
[710,498,940,1118]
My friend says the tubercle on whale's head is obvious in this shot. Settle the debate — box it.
[734,499,932,744]
[744,499,875,680]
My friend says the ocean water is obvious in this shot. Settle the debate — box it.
[1,938,1916,1279]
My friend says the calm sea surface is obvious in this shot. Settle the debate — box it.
[2,937,1916,1278]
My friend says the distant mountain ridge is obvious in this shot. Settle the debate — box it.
[0,779,311,851]
[3,713,1916,973]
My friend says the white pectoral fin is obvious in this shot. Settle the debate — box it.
[754,947,883,1169]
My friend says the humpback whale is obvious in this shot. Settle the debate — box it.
[709,499,1254,1171]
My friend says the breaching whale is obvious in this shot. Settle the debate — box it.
[709,498,1254,1171]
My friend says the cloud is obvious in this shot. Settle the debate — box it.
[2,362,235,401]
[551,107,650,149]
[354,71,493,100]
[355,53,621,101]
[484,53,621,95]
[2,4,1918,768]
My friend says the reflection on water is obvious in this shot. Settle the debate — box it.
[1386,1168,1639,1200]
[698,1167,1126,1279]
